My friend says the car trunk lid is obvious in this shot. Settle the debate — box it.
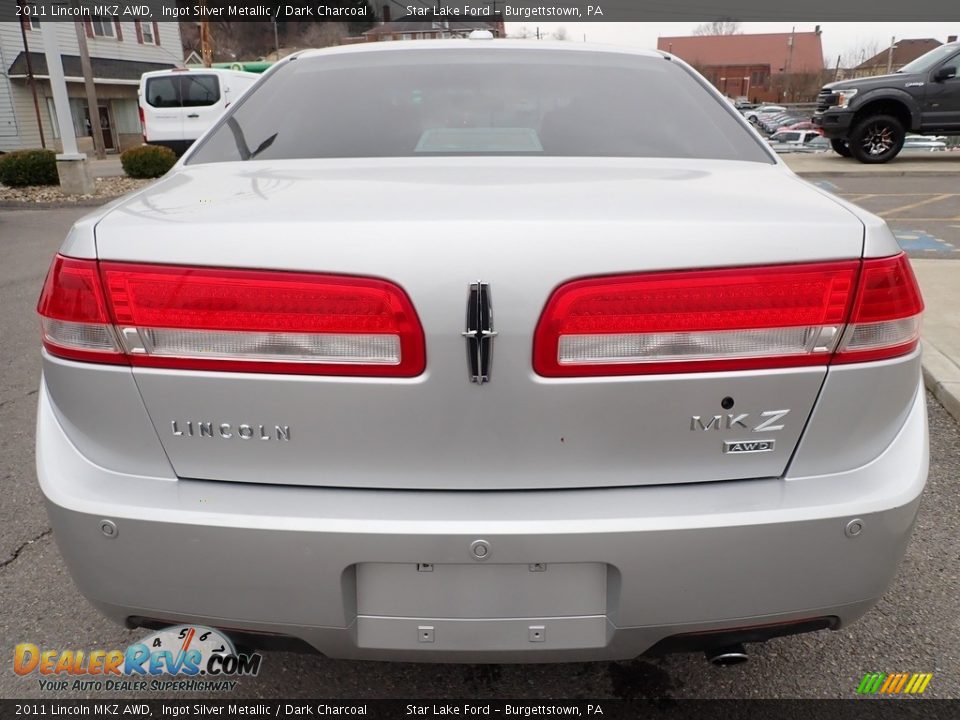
[91,158,864,490]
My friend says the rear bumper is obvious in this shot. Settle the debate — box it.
[37,379,928,662]
[813,110,856,138]
[145,139,195,156]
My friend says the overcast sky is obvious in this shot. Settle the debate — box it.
[510,22,957,62]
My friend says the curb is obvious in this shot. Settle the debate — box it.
[795,170,960,178]
[0,197,121,210]
[921,340,960,423]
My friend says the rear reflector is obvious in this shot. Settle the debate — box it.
[38,257,425,377]
[535,255,922,377]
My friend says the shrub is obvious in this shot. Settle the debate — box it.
[121,145,177,179]
[0,149,58,187]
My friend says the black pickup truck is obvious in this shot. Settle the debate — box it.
[813,40,960,163]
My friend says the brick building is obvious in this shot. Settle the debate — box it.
[657,29,826,103]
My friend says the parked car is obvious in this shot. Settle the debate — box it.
[759,113,807,133]
[767,129,826,153]
[814,39,960,162]
[781,121,820,131]
[38,40,927,665]
[743,104,786,123]
[139,67,260,155]
[803,135,831,152]
[902,135,948,151]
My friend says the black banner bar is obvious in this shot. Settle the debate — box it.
[5,0,960,23]
[3,700,960,720]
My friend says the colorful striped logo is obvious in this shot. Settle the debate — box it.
[857,672,933,695]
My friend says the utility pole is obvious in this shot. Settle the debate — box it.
[273,18,280,59]
[74,19,106,159]
[200,21,212,67]
[886,36,896,74]
[785,26,795,75]
[16,0,45,148]
[40,21,93,194]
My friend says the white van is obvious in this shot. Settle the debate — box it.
[138,68,260,155]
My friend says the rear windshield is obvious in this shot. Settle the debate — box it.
[145,75,221,109]
[187,48,771,164]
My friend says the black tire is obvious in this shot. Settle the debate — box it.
[830,139,852,157]
[849,114,905,164]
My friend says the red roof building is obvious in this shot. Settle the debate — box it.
[657,30,825,102]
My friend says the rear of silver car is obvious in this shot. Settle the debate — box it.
[36,41,927,662]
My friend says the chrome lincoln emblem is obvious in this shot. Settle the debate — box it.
[463,281,497,384]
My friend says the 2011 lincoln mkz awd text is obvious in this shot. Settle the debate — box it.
[35,39,927,664]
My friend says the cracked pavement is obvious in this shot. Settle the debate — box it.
[1,206,959,699]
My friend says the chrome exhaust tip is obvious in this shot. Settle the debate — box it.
[706,644,749,667]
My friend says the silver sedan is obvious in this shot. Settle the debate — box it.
[36,39,927,665]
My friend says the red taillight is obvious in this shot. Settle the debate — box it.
[833,254,924,364]
[534,254,922,377]
[138,106,146,141]
[37,256,125,365]
[38,256,426,377]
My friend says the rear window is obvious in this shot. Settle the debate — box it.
[145,75,221,109]
[187,48,772,164]
[145,76,179,109]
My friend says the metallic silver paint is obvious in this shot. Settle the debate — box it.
[37,42,929,660]
[37,381,927,660]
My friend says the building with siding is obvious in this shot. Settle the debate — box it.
[1,19,183,154]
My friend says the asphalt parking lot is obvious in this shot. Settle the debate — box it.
[806,175,960,258]
[1,195,959,700]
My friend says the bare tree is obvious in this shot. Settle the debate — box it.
[297,22,348,49]
[692,21,742,36]
[509,26,533,39]
[838,38,882,76]
[552,27,568,41]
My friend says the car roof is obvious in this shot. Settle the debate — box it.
[140,68,256,80]
[294,39,666,62]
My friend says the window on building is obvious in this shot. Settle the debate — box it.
[139,21,155,44]
[70,98,92,138]
[112,99,142,135]
[44,98,60,139]
[41,97,93,140]
[91,19,115,38]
